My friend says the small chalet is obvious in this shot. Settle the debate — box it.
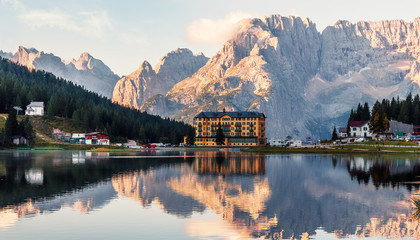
[349,121,372,138]
[85,132,110,145]
[25,102,44,116]
[338,127,348,138]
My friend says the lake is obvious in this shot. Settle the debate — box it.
[0,150,419,239]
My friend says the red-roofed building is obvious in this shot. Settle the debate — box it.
[348,121,372,138]
[85,132,110,145]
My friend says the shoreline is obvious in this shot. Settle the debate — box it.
[3,143,420,154]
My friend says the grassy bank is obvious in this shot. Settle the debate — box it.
[33,142,126,151]
[358,140,418,146]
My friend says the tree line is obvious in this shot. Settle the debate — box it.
[0,111,36,146]
[0,57,192,144]
[341,93,420,138]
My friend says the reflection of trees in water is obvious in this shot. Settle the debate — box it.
[0,153,184,208]
[343,155,420,191]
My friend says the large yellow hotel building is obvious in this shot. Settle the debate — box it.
[194,110,267,147]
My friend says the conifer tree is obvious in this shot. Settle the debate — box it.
[369,101,389,134]
[331,126,338,141]
[186,126,195,146]
[215,122,225,146]
[4,109,18,144]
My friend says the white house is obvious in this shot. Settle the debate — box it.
[349,121,372,138]
[25,102,44,116]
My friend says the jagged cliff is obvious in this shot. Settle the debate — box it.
[139,15,420,139]
[112,48,208,109]
[9,46,119,98]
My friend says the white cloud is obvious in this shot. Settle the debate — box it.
[1,0,24,10]
[19,9,113,37]
[286,8,300,17]
[186,11,255,44]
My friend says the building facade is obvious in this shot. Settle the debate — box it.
[85,132,110,145]
[25,102,44,116]
[194,110,266,147]
[349,121,372,138]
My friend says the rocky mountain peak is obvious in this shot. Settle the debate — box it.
[112,48,208,110]
[71,52,117,79]
[8,46,119,98]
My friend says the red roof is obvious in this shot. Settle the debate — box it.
[348,121,368,127]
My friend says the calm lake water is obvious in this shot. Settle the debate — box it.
[0,150,420,239]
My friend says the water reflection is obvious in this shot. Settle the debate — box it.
[1,151,420,239]
[342,154,420,191]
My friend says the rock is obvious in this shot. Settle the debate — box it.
[141,15,420,139]
[112,48,208,108]
[10,46,119,98]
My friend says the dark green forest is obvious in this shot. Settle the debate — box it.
[0,57,192,143]
[349,94,420,125]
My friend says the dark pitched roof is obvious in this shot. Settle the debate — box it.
[338,127,347,133]
[348,121,368,127]
[194,111,265,119]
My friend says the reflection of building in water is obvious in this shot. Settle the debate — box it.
[72,151,111,164]
[112,161,276,239]
[72,152,86,164]
[25,169,43,185]
[194,152,265,175]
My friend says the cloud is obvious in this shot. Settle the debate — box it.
[1,0,24,10]
[286,8,300,17]
[186,11,255,44]
[19,9,113,37]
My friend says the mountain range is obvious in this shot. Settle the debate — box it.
[3,15,420,139]
[126,15,420,139]
[0,46,119,98]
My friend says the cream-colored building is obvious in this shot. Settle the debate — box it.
[194,110,266,147]
[25,102,44,116]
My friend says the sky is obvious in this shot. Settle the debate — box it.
[1,0,419,76]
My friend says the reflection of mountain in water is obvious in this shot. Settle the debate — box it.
[0,181,116,228]
[113,153,420,239]
[0,150,186,227]
[112,168,206,217]
[0,151,184,208]
[2,151,420,238]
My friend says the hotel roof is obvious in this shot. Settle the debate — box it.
[194,111,265,118]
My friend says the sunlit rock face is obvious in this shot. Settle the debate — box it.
[10,46,119,98]
[112,48,208,109]
[140,16,420,139]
